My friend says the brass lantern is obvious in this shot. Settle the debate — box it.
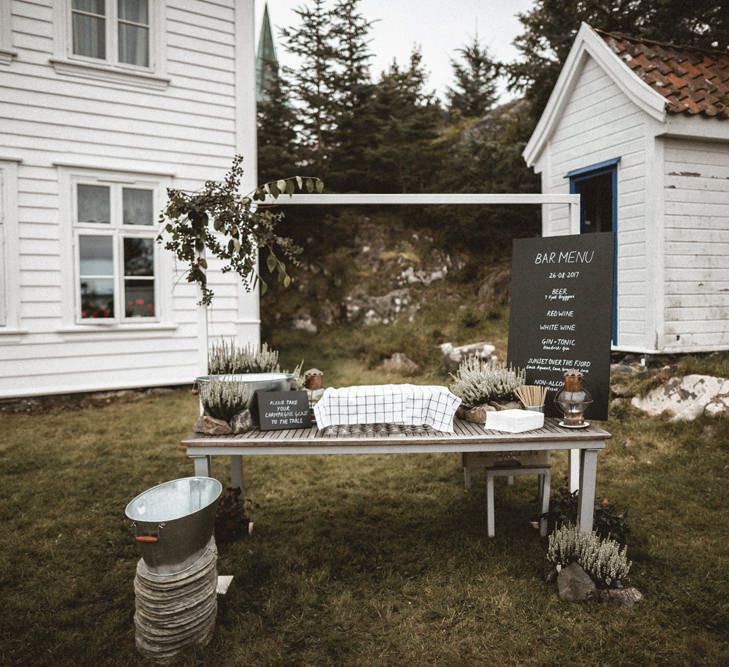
[554,371,593,426]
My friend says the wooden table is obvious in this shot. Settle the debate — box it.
[181,418,611,534]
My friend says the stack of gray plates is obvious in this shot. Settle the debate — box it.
[134,539,218,663]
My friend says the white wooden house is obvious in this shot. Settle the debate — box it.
[0,0,261,399]
[524,23,729,354]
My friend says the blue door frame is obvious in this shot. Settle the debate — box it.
[567,158,619,344]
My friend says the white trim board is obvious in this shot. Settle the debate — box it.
[523,22,667,169]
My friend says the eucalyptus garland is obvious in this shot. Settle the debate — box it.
[157,155,323,305]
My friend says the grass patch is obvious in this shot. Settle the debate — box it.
[1,358,728,664]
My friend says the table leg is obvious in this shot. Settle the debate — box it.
[486,472,495,538]
[569,449,581,493]
[192,455,211,477]
[230,455,244,495]
[576,448,599,534]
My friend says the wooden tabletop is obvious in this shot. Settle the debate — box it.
[182,417,611,449]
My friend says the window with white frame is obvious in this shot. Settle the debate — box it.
[68,0,152,68]
[73,179,158,322]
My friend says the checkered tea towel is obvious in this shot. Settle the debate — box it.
[313,384,462,433]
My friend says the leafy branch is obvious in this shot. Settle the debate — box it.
[157,155,323,305]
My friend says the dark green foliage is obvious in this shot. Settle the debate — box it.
[447,36,500,118]
[366,49,445,194]
[158,156,321,304]
[327,0,378,192]
[257,67,298,183]
[542,486,630,545]
[280,0,338,175]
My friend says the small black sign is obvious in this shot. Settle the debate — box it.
[507,232,615,420]
[256,390,312,430]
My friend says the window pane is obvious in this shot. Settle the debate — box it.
[122,188,153,225]
[77,184,110,223]
[81,278,114,318]
[72,13,106,59]
[118,0,148,24]
[123,237,154,276]
[125,279,155,317]
[73,0,105,14]
[118,24,149,66]
[79,235,113,276]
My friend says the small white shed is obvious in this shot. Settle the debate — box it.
[524,23,729,354]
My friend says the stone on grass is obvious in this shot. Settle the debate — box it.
[597,587,643,608]
[631,374,729,420]
[611,383,633,398]
[557,562,596,602]
[380,353,419,375]
[230,410,253,435]
[440,341,496,370]
[293,316,317,334]
[194,415,232,436]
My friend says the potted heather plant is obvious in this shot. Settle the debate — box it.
[449,356,526,423]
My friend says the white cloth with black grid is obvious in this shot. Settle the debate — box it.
[313,384,462,434]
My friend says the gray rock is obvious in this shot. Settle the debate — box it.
[610,363,639,377]
[380,352,419,375]
[631,374,729,420]
[194,415,232,435]
[230,410,253,434]
[440,341,496,370]
[557,562,597,602]
[611,383,634,398]
[293,316,318,334]
[597,587,643,608]
[456,404,495,424]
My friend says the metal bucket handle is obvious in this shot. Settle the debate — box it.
[131,521,166,544]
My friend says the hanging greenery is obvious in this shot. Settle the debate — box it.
[157,155,323,305]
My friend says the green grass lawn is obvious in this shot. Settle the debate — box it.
[1,370,728,665]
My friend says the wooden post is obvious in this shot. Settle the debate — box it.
[192,456,211,477]
[569,449,580,493]
[230,455,244,495]
[576,449,598,533]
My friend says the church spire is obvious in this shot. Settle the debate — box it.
[256,3,279,103]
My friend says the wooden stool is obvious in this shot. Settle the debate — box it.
[462,452,551,537]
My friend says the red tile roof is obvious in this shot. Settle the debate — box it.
[598,29,729,119]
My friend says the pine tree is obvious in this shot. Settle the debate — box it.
[328,0,376,191]
[280,0,338,176]
[447,37,500,118]
[257,66,297,183]
[368,49,444,194]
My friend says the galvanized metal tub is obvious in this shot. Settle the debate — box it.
[125,477,223,576]
[195,372,293,410]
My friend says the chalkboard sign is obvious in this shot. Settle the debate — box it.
[507,232,614,420]
[256,390,312,430]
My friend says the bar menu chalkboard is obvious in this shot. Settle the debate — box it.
[507,232,614,420]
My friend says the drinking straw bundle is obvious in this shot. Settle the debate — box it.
[515,384,548,408]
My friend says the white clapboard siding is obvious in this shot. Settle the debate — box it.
[541,54,649,350]
[0,0,259,398]
[662,138,729,352]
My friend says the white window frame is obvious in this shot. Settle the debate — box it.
[51,0,169,90]
[0,0,17,65]
[60,168,171,329]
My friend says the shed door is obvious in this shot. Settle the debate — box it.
[568,159,618,344]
